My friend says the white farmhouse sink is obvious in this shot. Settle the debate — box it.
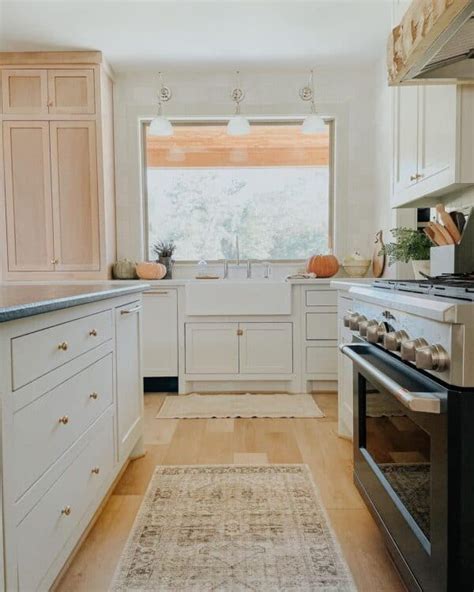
[185,280,292,316]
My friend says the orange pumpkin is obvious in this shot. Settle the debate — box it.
[306,254,340,278]
[136,262,167,280]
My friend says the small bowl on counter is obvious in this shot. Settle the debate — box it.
[342,258,371,278]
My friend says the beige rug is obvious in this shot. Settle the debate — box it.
[110,465,356,591]
[156,393,325,419]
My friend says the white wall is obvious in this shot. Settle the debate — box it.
[114,66,385,269]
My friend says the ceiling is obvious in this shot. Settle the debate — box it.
[0,0,393,72]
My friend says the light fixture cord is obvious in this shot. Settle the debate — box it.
[309,69,316,113]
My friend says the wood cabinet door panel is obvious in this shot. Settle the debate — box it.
[1,69,48,114]
[185,323,239,374]
[142,290,178,377]
[47,69,95,114]
[239,322,293,375]
[3,121,55,271]
[50,121,100,271]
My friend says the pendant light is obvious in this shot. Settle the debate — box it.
[300,70,326,134]
[149,72,173,137]
[227,71,250,136]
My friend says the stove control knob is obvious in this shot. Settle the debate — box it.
[416,344,450,372]
[358,319,378,338]
[343,312,354,328]
[367,322,388,344]
[349,314,366,331]
[400,338,428,362]
[384,330,409,352]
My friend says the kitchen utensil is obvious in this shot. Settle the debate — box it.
[372,230,385,278]
[423,227,438,246]
[436,204,461,243]
[428,221,451,245]
[450,211,466,235]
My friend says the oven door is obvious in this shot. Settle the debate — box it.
[341,341,448,592]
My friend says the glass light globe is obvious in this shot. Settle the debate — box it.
[301,113,326,134]
[149,116,174,137]
[227,115,251,136]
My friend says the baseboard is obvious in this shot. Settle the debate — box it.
[144,376,178,393]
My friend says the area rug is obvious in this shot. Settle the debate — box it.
[155,393,325,419]
[110,465,356,591]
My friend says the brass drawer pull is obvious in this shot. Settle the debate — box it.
[120,305,142,315]
[57,341,68,351]
[89,329,98,337]
[89,392,98,400]
[58,415,69,425]
[61,506,72,516]
[91,467,100,475]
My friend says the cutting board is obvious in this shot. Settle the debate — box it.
[372,230,386,278]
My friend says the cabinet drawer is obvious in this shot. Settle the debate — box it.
[12,309,112,390]
[306,312,337,340]
[17,411,114,592]
[13,353,113,500]
[306,290,336,307]
[306,346,338,375]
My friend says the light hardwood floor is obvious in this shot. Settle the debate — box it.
[56,393,406,592]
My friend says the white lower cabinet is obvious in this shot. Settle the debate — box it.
[240,323,292,374]
[142,289,178,377]
[185,323,239,374]
[185,322,293,376]
[116,300,143,461]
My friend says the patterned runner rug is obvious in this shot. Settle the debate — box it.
[156,393,325,419]
[111,465,356,591]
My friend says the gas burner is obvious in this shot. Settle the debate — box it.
[373,274,474,301]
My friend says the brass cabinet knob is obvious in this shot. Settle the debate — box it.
[50,258,59,265]
[48,100,54,107]
[91,467,100,475]
[89,392,98,400]
[237,329,243,336]
[57,341,68,351]
[61,506,72,516]
[89,329,98,337]
[58,415,69,425]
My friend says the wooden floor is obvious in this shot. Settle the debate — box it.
[56,393,406,592]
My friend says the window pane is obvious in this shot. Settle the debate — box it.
[145,124,331,261]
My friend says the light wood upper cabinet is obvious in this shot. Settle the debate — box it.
[392,84,474,208]
[50,121,100,271]
[1,69,48,114]
[47,69,95,114]
[3,121,55,271]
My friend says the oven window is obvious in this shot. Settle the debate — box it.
[365,384,431,541]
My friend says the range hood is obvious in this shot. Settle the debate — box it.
[388,0,474,84]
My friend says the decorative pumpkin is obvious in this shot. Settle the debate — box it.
[112,259,138,280]
[306,254,340,278]
[135,262,167,280]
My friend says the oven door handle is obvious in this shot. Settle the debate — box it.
[340,343,444,414]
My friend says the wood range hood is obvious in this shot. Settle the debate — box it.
[388,0,474,84]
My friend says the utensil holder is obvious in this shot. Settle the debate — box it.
[430,208,474,276]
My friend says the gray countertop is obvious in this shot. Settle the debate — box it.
[0,283,150,322]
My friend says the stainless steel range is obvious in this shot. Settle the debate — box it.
[340,274,474,592]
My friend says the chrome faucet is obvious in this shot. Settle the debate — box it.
[223,259,229,279]
[246,259,252,279]
[235,235,240,266]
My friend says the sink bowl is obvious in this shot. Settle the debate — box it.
[185,280,292,316]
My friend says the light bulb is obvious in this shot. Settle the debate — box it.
[301,113,326,134]
[227,115,250,136]
[149,116,174,137]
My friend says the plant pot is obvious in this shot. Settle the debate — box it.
[159,256,174,279]
[412,259,430,279]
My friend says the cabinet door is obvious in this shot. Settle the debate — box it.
[393,86,419,194]
[240,322,293,374]
[417,85,457,187]
[142,290,178,377]
[50,121,100,271]
[1,69,48,114]
[47,69,95,114]
[185,323,239,374]
[116,301,143,461]
[3,121,55,271]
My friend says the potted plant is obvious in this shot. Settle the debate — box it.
[381,227,431,279]
[153,240,176,279]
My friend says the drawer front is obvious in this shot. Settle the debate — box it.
[306,346,338,374]
[306,312,337,340]
[12,309,112,390]
[13,353,113,500]
[306,290,337,307]
[17,412,115,592]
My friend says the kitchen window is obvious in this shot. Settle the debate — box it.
[143,120,334,261]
